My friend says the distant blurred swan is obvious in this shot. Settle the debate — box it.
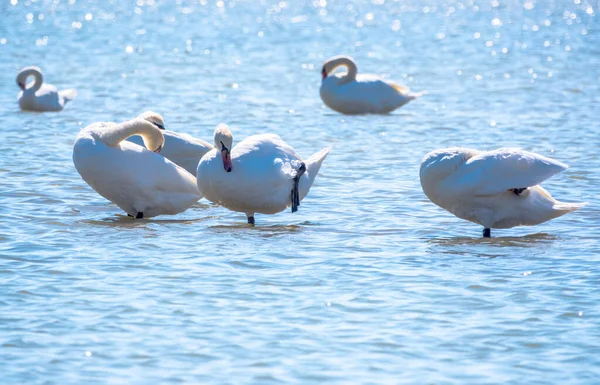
[319,55,423,114]
[16,66,77,111]
[127,111,213,176]
[73,117,201,218]
[196,124,331,224]
[420,147,585,237]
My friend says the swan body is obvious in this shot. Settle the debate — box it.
[320,55,422,114]
[196,124,331,223]
[420,147,585,236]
[73,117,201,218]
[16,66,77,112]
[127,111,213,176]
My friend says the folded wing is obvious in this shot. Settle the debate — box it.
[443,148,568,196]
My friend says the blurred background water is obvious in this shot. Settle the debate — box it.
[1,0,599,383]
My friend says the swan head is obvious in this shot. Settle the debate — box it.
[214,123,233,172]
[134,118,165,153]
[138,111,166,130]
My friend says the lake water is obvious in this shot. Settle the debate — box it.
[1,0,599,383]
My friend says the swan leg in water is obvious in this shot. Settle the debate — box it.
[247,216,255,225]
[483,228,491,238]
[291,162,307,213]
[511,188,527,196]
[127,213,145,219]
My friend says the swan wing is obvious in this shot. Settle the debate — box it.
[74,136,201,216]
[59,88,77,102]
[322,74,417,113]
[444,148,568,196]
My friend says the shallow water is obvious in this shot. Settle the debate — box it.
[1,0,599,383]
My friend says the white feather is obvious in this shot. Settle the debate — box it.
[420,147,584,231]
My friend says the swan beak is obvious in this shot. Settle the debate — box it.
[221,149,232,172]
[154,144,163,153]
[321,69,327,80]
[17,82,25,90]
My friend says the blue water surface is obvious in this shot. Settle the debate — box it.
[1,0,599,383]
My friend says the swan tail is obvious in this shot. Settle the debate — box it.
[407,90,427,100]
[553,201,586,215]
[298,145,332,201]
[60,88,78,102]
[306,145,332,178]
[390,83,426,99]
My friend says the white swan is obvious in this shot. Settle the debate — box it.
[196,124,331,224]
[127,111,213,176]
[320,55,423,114]
[16,66,77,112]
[73,117,201,218]
[420,147,585,237]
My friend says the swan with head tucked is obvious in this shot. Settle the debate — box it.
[16,66,77,112]
[420,147,585,237]
[127,111,213,176]
[320,55,423,114]
[196,124,331,224]
[73,117,201,218]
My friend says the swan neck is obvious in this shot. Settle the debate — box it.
[18,67,43,92]
[332,57,357,83]
[100,119,163,149]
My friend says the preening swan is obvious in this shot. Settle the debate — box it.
[127,111,213,176]
[73,117,201,218]
[320,55,422,114]
[420,148,585,237]
[196,124,331,224]
[16,66,77,112]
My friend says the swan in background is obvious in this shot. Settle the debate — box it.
[420,147,585,237]
[73,117,201,218]
[196,124,331,224]
[320,55,423,114]
[127,111,213,176]
[16,66,77,111]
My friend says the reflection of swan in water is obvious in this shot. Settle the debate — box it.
[16,66,77,111]
[420,147,585,238]
[209,223,307,237]
[80,214,214,227]
[425,232,560,250]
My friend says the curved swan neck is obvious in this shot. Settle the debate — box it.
[99,119,164,151]
[325,56,357,83]
[17,66,43,92]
